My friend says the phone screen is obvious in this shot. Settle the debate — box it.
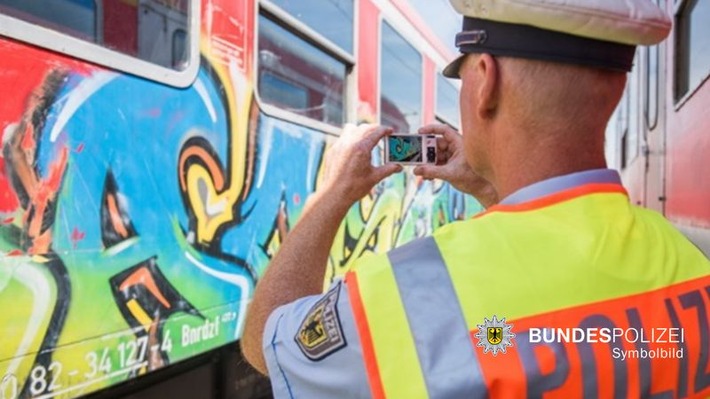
[387,135,423,163]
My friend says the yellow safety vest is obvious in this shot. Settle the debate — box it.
[344,183,710,399]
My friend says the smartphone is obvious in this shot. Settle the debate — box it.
[384,134,437,165]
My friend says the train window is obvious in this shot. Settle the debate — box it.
[380,22,423,132]
[408,0,459,49]
[0,0,96,39]
[675,0,710,102]
[619,88,631,169]
[620,129,628,169]
[645,44,659,130]
[627,72,640,163]
[257,14,347,126]
[135,1,191,69]
[172,29,188,69]
[436,75,459,128]
[0,0,199,87]
[267,0,353,54]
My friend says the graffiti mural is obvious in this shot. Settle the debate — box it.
[0,4,483,399]
[0,43,257,396]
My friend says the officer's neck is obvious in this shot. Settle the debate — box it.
[489,126,607,201]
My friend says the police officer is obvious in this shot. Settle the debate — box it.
[242,0,710,397]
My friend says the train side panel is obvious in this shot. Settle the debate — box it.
[664,0,710,247]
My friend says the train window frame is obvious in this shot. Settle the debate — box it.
[255,0,356,136]
[0,0,200,88]
[378,19,424,133]
[673,0,710,107]
[435,73,460,129]
[266,0,354,54]
[645,44,660,131]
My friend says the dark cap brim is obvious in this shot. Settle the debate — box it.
[442,54,466,79]
[448,17,635,74]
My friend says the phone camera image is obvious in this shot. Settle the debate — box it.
[388,136,423,163]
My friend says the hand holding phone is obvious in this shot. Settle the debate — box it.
[384,134,438,165]
[318,124,402,204]
[412,124,499,208]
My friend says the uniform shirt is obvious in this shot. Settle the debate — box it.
[262,169,623,399]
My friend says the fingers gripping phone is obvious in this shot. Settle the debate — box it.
[385,134,438,165]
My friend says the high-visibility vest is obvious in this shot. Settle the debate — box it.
[345,184,710,399]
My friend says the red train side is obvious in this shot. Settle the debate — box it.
[608,0,710,254]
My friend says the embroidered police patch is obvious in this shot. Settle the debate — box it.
[295,283,346,361]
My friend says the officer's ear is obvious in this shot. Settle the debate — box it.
[474,53,499,120]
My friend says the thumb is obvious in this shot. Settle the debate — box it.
[373,163,403,181]
[413,165,446,180]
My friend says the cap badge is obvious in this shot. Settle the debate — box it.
[456,30,487,46]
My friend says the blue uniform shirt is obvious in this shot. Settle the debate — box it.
[262,169,622,398]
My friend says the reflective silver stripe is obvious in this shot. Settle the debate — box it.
[388,237,487,399]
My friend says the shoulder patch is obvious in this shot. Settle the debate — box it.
[295,283,347,361]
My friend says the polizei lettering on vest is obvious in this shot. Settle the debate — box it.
[496,283,710,398]
[181,316,220,347]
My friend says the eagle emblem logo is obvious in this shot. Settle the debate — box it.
[475,315,515,356]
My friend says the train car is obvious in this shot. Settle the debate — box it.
[0,0,478,397]
[605,0,710,256]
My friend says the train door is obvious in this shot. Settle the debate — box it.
[612,30,665,212]
[607,0,667,212]
[137,0,189,69]
[617,57,645,205]
[642,27,666,214]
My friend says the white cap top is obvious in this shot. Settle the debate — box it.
[449,0,671,46]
